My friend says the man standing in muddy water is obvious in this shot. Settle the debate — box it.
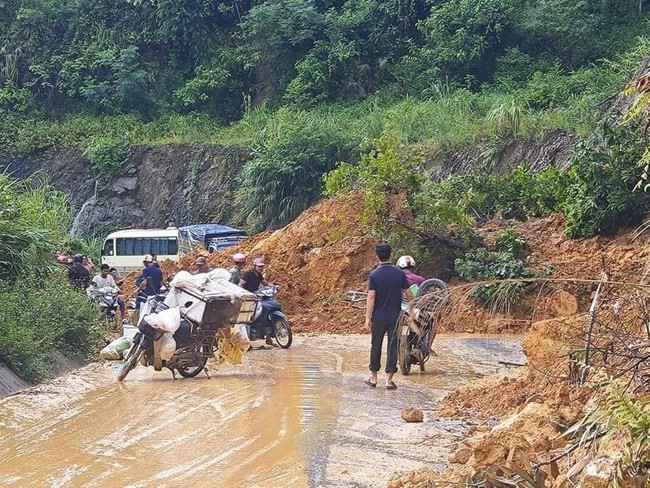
[365,243,415,389]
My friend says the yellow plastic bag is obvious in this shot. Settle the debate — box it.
[216,326,249,365]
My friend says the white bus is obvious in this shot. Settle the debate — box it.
[100,224,247,276]
[100,228,180,276]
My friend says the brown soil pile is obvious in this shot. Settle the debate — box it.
[390,304,650,487]
[437,214,649,335]
[121,203,650,339]
[122,193,378,333]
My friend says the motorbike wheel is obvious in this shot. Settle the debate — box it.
[418,278,449,302]
[398,335,411,375]
[118,347,142,382]
[176,343,209,378]
[273,318,293,349]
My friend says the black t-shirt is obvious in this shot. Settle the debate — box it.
[241,269,264,292]
[69,263,90,290]
[368,263,410,322]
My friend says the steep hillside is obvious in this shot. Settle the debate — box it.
[0,144,249,236]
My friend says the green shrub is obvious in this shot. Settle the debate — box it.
[84,135,131,178]
[495,228,525,256]
[324,131,424,230]
[0,173,69,280]
[237,110,355,229]
[455,245,531,311]
[0,272,106,382]
[563,122,650,237]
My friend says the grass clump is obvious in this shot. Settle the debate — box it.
[0,172,106,382]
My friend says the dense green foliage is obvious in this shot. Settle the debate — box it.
[0,173,69,279]
[0,274,106,382]
[1,0,650,230]
[1,0,644,116]
[327,116,650,239]
[0,174,105,381]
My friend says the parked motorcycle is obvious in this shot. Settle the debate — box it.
[248,285,292,349]
[118,293,225,381]
[87,284,120,325]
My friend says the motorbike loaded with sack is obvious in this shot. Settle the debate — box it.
[247,285,292,349]
[119,268,262,381]
[118,291,252,381]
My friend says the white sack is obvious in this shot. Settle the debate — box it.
[233,323,251,351]
[158,332,176,361]
[144,307,181,334]
[169,270,209,290]
[207,268,231,281]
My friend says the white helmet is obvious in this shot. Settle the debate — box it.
[396,255,415,269]
[143,254,154,263]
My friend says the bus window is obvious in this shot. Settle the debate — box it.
[168,238,178,255]
[102,239,114,256]
[150,238,160,256]
[117,238,133,256]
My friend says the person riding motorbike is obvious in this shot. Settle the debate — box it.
[229,253,246,285]
[68,254,90,291]
[397,255,425,298]
[240,258,275,346]
[90,264,127,322]
[239,258,270,293]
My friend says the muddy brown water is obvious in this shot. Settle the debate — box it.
[0,334,524,488]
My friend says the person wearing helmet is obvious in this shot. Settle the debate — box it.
[239,258,270,293]
[194,256,213,275]
[397,255,426,287]
[68,253,91,290]
[240,258,275,346]
[133,254,163,320]
[91,264,127,323]
[229,253,246,285]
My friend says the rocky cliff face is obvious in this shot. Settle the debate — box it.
[1,131,577,236]
[429,129,578,180]
[1,144,250,236]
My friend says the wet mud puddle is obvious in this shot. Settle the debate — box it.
[0,334,524,487]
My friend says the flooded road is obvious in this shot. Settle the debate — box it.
[0,334,524,487]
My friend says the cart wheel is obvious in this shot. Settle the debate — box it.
[398,335,411,375]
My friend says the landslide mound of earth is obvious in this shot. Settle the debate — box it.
[123,195,649,336]
[123,193,381,333]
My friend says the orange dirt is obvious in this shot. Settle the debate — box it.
[121,200,650,339]
[121,193,377,333]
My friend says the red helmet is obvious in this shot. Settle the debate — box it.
[233,253,246,263]
[253,258,265,267]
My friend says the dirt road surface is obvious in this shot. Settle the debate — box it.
[0,334,523,487]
